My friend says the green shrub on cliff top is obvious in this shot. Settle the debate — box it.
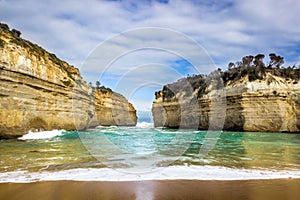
[160,53,300,100]
[11,29,21,37]
[0,23,9,32]
[0,23,22,37]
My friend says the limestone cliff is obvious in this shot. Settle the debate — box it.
[0,23,136,138]
[152,56,300,133]
[93,87,137,126]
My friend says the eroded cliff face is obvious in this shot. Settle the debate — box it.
[152,73,300,132]
[93,87,137,126]
[0,25,136,138]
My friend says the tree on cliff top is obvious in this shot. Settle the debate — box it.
[268,53,284,69]
[0,23,22,37]
[0,23,9,32]
[159,53,300,100]
[223,53,300,83]
[11,29,21,37]
[96,81,101,88]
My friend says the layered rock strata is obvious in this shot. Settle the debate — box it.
[0,24,136,138]
[93,87,137,126]
[152,73,300,132]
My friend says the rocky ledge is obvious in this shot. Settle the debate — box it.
[0,23,136,139]
[152,54,300,133]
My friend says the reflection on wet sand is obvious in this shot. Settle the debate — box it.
[0,179,299,200]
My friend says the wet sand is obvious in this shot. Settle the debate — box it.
[0,179,299,200]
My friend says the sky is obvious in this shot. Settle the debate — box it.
[1,0,300,118]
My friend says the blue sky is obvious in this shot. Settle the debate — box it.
[1,0,300,116]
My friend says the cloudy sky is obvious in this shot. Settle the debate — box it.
[1,0,300,117]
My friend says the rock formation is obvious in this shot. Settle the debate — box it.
[0,23,136,139]
[152,55,300,133]
[93,87,137,126]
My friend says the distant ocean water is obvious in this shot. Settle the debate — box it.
[138,117,152,123]
[1,123,300,182]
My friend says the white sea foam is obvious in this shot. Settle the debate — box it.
[0,166,299,183]
[136,122,154,128]
[18,130,65,140]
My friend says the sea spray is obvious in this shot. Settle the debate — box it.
[18,130,65,140]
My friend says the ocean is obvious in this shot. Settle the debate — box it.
[0,123,300,182]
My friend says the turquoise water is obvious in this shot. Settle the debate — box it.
[1,124,299,174]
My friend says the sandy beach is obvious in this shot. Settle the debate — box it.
[1,179,299,200]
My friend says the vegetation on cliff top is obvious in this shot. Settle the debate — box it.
[1,22,117,94]
[159,54,300,101]
[0,22,79,80]
[222,53,300,82]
